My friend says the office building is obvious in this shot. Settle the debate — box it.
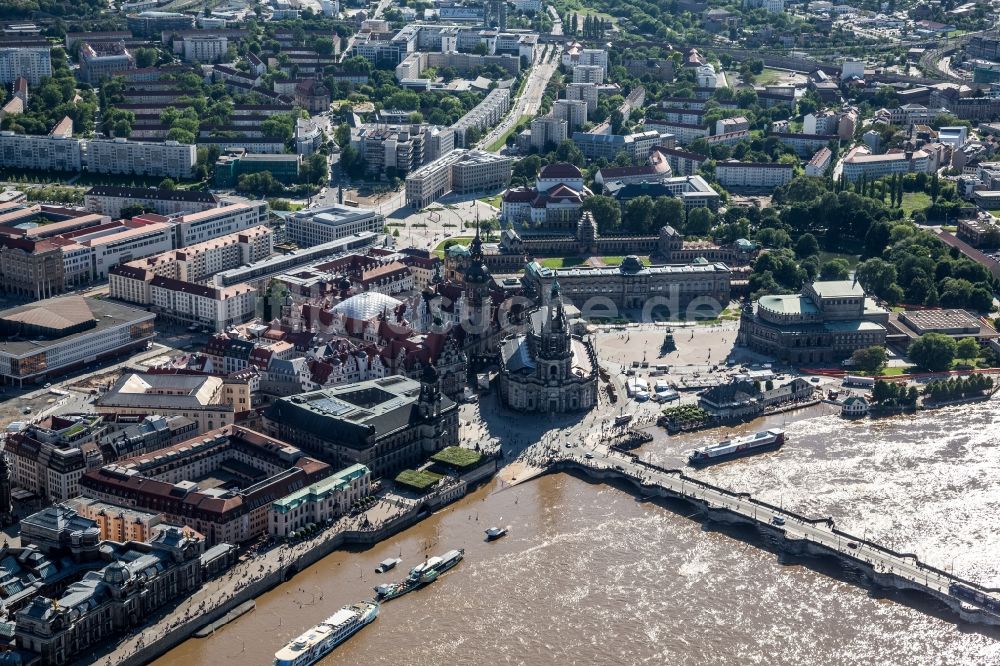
[269,464,371,538]
[79,425,331,545]
[842,146,930,182]
[571,130,668,161]
[213,152,301,187]
[405,149,512,208]
[95,373,250,434]
[263,373,459,477]
[78,42,135,84]
[285,205,385,247]
[83,186,219,219]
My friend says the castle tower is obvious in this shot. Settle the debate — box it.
[463,221,493,345]
[419,362,442,419]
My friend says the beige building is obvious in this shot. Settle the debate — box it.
[68,497,165,543]
[96,373,250,434]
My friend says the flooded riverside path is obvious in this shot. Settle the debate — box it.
[157,400,1000,666]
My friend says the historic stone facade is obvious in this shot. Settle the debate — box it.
[497,215,757,267]
[737,280,889,365]
[523,255,731,320]
[499,282,598,412]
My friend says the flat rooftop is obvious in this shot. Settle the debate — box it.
[0,297,153,358]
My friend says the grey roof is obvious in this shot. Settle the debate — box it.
[811,280,865,299]
[264,375,455,449]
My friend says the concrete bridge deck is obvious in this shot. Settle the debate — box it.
[553,447,1000,627]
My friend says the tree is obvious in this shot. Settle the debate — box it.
[956,337,981,361]
[908,333,958,372]
[756,228,790,248]
[795,233,819,258]
[820,258,851,280]
[850,345,888,374]
[686,207,714,236]
[158,178,176,190]
[132,47,157,68]
[582,195,621,233]
[856,258,898,300]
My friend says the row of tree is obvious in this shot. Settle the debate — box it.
[923,374,995,402]
[870,380,919,407]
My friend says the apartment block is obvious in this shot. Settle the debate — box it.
[572,64,605,84]
[182,35,227,62]
[0,39,51,85]
[553,99,588,132]
[528,115,568,151]
[565,82,598,116]
[715,162,794,189]
[86,138,197,179]
[0,132,82,172]
[452,87,510,147]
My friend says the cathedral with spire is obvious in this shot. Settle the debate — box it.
[497,280,598,412]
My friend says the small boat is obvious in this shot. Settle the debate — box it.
[376,558,401,573]
[408,549,465,585]
[374,581,413,601]
[484,526,508,541]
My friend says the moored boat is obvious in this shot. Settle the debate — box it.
[688,429,785,467]
[273,600,378,666]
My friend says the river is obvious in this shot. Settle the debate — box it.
[157,401,1000,665]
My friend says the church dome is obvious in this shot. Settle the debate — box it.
[331,292,403,321]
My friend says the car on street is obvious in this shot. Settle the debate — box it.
[770,516,786,526]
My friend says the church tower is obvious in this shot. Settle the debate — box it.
[537,280,573,381]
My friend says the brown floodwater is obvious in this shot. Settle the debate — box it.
[157,401,1000,666]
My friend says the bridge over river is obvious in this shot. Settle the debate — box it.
[547,446,1000,627]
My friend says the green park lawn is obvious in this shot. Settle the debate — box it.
[901,191,932,218]
[430,446,483,469]
[394,469,444,492]
[538,256,586,268]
